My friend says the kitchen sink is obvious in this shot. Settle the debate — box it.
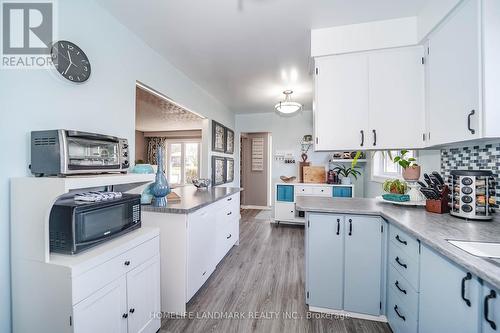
[448,240,500,258]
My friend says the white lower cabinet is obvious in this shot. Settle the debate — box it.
[187,207,216,300]
[306,213,384,318]
[73,255,160,333]
[187,193,240,301]
[73,276,128,333]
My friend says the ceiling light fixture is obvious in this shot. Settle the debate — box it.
[274,90,302,114]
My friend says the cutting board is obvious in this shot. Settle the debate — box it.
[303,166,326,184]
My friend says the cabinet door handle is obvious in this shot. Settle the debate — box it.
[227,211,232,216]
[468,110,476,134]
[461,273,472,307]
[202,271,207,276]
[348,219,352,236]
[395,281,407,294]
[129,308,135,314]
[394,305,406,321]
[226,233,232,239]
[395,235,407,245]
[227,197,232,201]
[372,129,377,146]
[360,130,364,147]
[124,260,131,266]
[395,257,407,269]
[122,313,128,319]
[485,289,497,330]
[336,219,340,235]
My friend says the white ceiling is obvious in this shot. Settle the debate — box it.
[98,0,429,114]
[136,86,204,132]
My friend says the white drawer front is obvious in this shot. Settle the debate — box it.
[295,186,313,196]
[312,186,331,197]
[73,236,159,305]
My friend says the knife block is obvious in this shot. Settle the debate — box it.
[425,186,450,214]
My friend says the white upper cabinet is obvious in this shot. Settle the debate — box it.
[314,46,424,151]
[369,46,425,149]
[314,53,369,151]
[426,0,481,146]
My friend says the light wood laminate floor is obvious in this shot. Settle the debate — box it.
[161,209,392,333]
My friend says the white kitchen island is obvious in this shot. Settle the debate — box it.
[142,186,242,314]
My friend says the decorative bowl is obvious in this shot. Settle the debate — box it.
[280,176,297,183]
[192,178,211,189]
[131,164,154,174]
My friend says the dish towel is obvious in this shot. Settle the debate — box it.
[382,193,410,202]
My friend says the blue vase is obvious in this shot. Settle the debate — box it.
[151,146,170,207]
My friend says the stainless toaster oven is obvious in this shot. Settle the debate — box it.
[30,130,129,176]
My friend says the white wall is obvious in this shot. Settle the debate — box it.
[417,0,461,40]
[311,17,418,57]
[235,111,366,203]
[363,150,441,198]
[0,1,234,331]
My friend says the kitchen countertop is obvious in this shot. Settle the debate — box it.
[296,196,500,290]
[142,186,242,214]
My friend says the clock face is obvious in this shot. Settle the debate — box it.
[51,40,91,83]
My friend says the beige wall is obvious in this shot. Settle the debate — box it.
[241,132,269,207]
[135,130,147,163]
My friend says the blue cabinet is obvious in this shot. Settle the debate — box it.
[306,214,344,310]
[419,245,481,333]
[482,284,499,333]
[344,216,383,315]
[276,185,294,202]
[306,214,383,316]
[332,186,353,198]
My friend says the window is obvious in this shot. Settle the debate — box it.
[165,140,201,185]
[372,150,416,182]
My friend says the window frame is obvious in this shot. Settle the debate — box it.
[371,150,417,183]
[164,138,201,186]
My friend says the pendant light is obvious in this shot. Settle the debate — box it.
[274,90,302,114]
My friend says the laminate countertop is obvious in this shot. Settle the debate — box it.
[142,186,242,214]
[296,196,500,290]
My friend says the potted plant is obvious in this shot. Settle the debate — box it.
[393,150,421,181]
[332,164,361,185]
[383,179,408,194]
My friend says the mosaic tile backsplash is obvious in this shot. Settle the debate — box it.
[441,143,500,209]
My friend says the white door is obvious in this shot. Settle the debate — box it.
[314,54,369,151]
[126,256,161,333]
[369,46,425,149]
[187,207,216,301]
[427,0,480,145]
[73,276,128,333]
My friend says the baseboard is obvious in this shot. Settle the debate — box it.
[240,205,270,210]
[308,306,388,323]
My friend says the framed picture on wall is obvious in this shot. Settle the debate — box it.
[212,121,226,153]
[212,156,226,185]
[225,158,234,183]
[225,128,234,154]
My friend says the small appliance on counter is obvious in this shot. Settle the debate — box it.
[49,192,141,254]
[450,170,496,220]
[30,129,129,176]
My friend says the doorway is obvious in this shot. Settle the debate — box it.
[240,132,271,209]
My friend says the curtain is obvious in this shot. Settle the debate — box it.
[147,137,167,165]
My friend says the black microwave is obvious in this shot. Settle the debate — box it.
[49,194,141,254]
